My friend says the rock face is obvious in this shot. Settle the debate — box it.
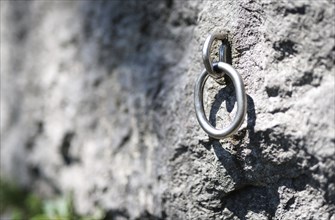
[1,0,334,219]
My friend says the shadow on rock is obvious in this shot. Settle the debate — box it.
[199,81,326,218]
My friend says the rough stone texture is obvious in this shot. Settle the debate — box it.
[1,0,334,219]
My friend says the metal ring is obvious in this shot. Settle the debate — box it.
[194,62,247,139]
[202,32,228,79]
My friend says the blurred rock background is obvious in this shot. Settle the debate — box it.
[1,0,334,219]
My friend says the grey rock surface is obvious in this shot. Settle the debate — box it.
[1,0,334,219]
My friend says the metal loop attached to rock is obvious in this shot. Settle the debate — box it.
[195,32,247,139]
[202,32,228,80]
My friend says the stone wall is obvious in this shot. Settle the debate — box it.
[1,0,334,219]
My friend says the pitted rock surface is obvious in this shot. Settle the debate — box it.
[1,0,334,219]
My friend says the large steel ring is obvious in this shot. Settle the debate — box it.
[194,62,247,139]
